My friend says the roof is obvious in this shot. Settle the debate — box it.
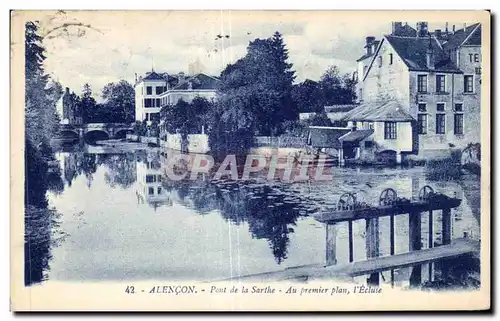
[339,129,374,143]
[342,101,414,122]
[392,24,417,37]
[324,104,359,113]
[442,23,481,50]
[142,71,165,81]
[357,52,375,62]
[172,73,220,90]
[308,127,351,149]
[385,35,462,73]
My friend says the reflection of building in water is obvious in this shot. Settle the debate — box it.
[136,153,172,209]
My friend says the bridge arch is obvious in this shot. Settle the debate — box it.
[375,149,397,164]
[58,130,79,140]
[114,128,134,139]
[84,130,110,143]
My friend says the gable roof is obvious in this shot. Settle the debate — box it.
[384,35,462,73]
[308,127,350,149]
[142,71,165,81]
[324,104,359,113]
[442,23,481,50]
[171,73,220,90]
[392,24,417,37]
[339,129,374,143]
[342,101,413,122]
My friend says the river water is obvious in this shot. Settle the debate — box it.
[40,146,480,288]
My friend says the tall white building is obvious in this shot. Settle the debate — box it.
[134,71,167,123]
[134,71,219,124]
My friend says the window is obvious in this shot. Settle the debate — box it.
[150,113,160,122]
[156,98,161,107]
[352,121,357,129]
[436,114,446,134]
[156,86,163,95]
[157,187,162,194]
[417,75,427,93]
[436,103,445,112]
[157,175,162,182]
[418,103,427,112]
[148,187,154,195]
[384,122,397,139]
[145,113,149,121]
[454,103,464,135]
[454,114,464,135]
[363,65,368,76]
[146,86,152,95]
[389,53,393,65]
[144,98,152,107]
[464,75,474,93]
[378,56,382,67]
[417,114,427,134]
[368,122,374,130]
[436,75,446,93]
[146,175,156,183]
[365,141,374,148]
[359,88,363,101]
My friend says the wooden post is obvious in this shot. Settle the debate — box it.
[365,218,380,285]
[390,214,395,255]
[348,220,354,263]
[428,210,434,282]
[325,223,337,266]
[409,212,422,286]
[442,208,452,245]
[390,214,395,287]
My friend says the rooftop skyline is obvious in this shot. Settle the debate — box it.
[22,11,478,97]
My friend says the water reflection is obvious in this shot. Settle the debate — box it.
[43,148,480,286]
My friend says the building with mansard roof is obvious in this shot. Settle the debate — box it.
[346,21,482,163]
[134,70,219,123]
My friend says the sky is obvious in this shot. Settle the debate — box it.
[25,10,478,99]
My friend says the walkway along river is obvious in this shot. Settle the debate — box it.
[36,145,480,289]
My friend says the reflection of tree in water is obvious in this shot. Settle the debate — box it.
[102,154,137,189]
[163,175,311,264]
[25,140,64,285]
[60,153,100,188]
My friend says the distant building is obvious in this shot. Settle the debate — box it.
[134,70,219,124]
[57,87,83,125]
[348,21,482,162]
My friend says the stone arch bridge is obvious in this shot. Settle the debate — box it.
[58,123,134,141]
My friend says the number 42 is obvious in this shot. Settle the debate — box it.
[125,285,135,294]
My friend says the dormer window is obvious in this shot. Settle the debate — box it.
[378,56,382,67]
[389,53,393,65]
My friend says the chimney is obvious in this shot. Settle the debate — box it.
[434,29,442,39]
[135,73,138,83]
[365,36,375,55]
[426,37,434,70]
[445,22,449,34]
[416,22,428,37]
[65,87,70,94]
[391,21,403,35]
[452,24,456,33]
[178,72,186,84]
[463,23,467,31]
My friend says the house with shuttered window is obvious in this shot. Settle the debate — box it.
[348,21,481,163]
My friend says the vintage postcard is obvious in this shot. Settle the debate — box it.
[10,10,490,311]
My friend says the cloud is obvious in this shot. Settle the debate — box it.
[37,11,474,97]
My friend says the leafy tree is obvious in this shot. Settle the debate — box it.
[319,66,357,105]
[217,32,296,138]
[25,21,61,146]
[306,112,333,127]
[291,79,323,113]
[80,83,97,123]
[101,80,135,123]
